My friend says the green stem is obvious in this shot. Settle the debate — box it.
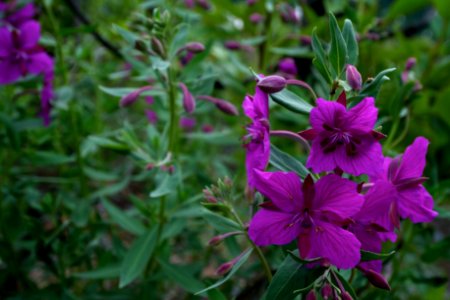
[167,69,178,157]
[384,118,400,152]
[229,206,273,282]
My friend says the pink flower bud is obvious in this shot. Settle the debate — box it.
[321,284,333,299]
[214,99,239,116]
[208,231,241,246]
[151,37,165,57]
[146,163,155,170]
[184,0,195,8]
[365,269,391,291]
[300,35,312,46]
[257,75,287,94]
[179,117,196,131]
[249,13,264,24]
[306,290,317,300]
[224,40,241,50]
[341,291,353,300]
[202,188,217,203]
[184,42,205,53]
[120,86,152,107]
[278,58,298,76]
[246,0,257,5]
[346,65,362,91]
[179,82,196,113]
[145,109,158,124]
[405,57,416,71]
[216,261,233,275]
[202,124,214,133]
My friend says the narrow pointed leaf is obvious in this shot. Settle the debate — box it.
[158,259,206,294]
[270,89,313,114]
[270,145,310,178]
[311,30,332,83]
[361,250,396,261]
[342,19,358,65]
[328,13,348,78]
[102,199,146,236]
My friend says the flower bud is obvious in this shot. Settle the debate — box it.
[278,58,297,77]
[151,37,165,57]
[145,109,158,124]
[184,0,195,8]
[224,40,241,50]
[214,99,239,116]
[202,188,217,203]
[306,290,317,300]
[300,35,312,46]
[321,283,333,299]
[184,42,205,53]
[365,269,391,291]
[179,82,196,113]
[196,0,211,10]
[208,231,241,246]
[135,40,148,52]
[179,117,196,131]
[341,291,353,300]
[249,13,264,24]
[216,261,233,275]
[257,75,287,94]
[120,86,153,107]
[146,163,155,170]
[346,64,362,91]
[202,124,214,133]
[405,57,416,71]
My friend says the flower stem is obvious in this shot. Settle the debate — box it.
[167,68,178,157]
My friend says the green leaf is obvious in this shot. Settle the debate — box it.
[270,145,310,178]
[88,177,130,200]
[73,264,122,280]
[361,250,396,261]
[99,85,163,98]
[150,172,179,198]
[328,13,348,78]
[119,227,158,288]
[265,254,325,300]
[112,24,138,44]
[158,259,205,294]
[201,209,242,232]
[311,30,332,83]
[195,248,253,295]
[26,151,75,166]
[342,19,358,65]
[359,68,397,97]
[83,166,119,181]
[102,199,146,236]
[270,89,313,114]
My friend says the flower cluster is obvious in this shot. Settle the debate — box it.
[0,1,54,125]
[243,79,438,273]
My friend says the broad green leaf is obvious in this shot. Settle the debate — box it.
[270,89,313,114]
[265,254,325,300]
[270,145,310,178]
[102,199,146,236]
[73,264,122,279]
[328,13,347,78]
[195,248,253,294]
[158,259,205,294]
[311,30,332,83]
[342,19,358,65]
[361,250,396,261]
[119,227,158,288]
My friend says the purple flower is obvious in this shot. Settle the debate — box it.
[249,171,363,269]
[179,116,196,131]
[0,2,35,27]
[349,181,396,272]
[145,109,158,124]
[302,97,384,176]
[242,87,270,187]
[371,137,438,224]
[278,58,297,78]
[249,13,264,24]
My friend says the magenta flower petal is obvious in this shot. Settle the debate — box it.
[18,21,40,48]
[394,136,429,180]
[313,174,363,220]
[351,224,383,272]
[299,221,361,269]
[245,131,270,187]
[0,60,22,84]
[27,52,53,75]
[0,27,13,56]
[249,208,301,246]
[347,97,378,133]
[309,98,346,132]
[253,170,303,212]
[397,186,437,223]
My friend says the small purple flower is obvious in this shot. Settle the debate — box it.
[179,82,195,113]
[302,97,384,176]
[242,87,270,187]
[371,137,438,224]
[278,58,297,78]
[145,109,158,124]
[184,0,195,8]
[224,40,241,50]
[249,171,363,269]
[0,2,35,27]
[145,96,154,105]
[179,116,196,131]
[249,13,264,24]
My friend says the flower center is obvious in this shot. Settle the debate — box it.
[320,124,360,155]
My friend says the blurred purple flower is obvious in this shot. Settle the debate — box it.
[224,40,241,51]
[301,97,384,176]
[179,116,196,131]
[145,96,154,105]
[0,2,35,27]
[249,172,363,269]
[242,87,270,187]
[184,0,195,8]
[278,58,297,78]
[279,4,302,24]
[179,82,196,113]
[370,137,438,224]
[249,13,264,24]
[120,86,152,107]
[202,124,214,133]
[145,109,158,124]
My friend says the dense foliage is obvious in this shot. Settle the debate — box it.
[0,0,449,299]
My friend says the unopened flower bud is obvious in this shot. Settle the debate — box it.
[120,86,153,107]
[249,13,264,24]
[341,291,353,300]
[184,42,205,53]
[151,37,165,57]
[196,0,211,10]
[224,40,241,50]
[346,64,362,91]
[179,117,196,131]
[203,188,217,203]
[405,57,416,71]
[208,231,241,246]
[179,82,196,113]
[257,75,287,94]
[365,269,391,291]
[214,99,239,116]
[300,35,312,46]
[216,261,233,275]
[184,0,195,8]
[306,290,317,300]
[146,163,155,170]
[321,284,333,299]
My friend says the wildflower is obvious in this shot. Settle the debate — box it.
[242,87,270,187]
[370,137,438,224]
[301,97,384,176]
[179,82,195,113]
[346,65,362,91]
[321,284,333,299]
[0,2,35,27]
[278,58,297,78]
[249,171,363,269]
